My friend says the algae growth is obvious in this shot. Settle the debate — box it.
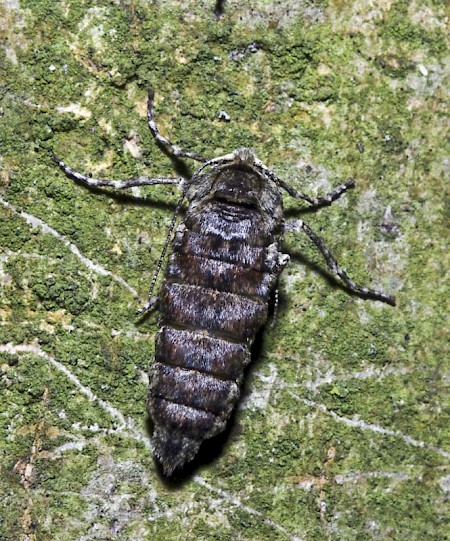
[0,1,448,540]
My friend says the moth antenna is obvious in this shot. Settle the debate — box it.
[137,189,186,315]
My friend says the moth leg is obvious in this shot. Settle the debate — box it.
[278,174,355,208]
[53,154,183,190]
[285,219,396,306]
[269,287,280,328]
[253,159,355,208]
[147,89,208,163]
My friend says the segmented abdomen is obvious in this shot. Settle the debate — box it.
[148,222,279,475]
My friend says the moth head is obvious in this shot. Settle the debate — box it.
[232,147,257,164]
[187,147,283,216]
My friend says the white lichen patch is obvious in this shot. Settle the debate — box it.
[56,103,92,119]
[1,0,28,64]
[77,6,109,51]
[123,131,143,158]
[241,363,278,411]
[408,1,449,31]
[438,474,450,494]
[330,1,391,34]
[98,118,114,135]
[406,60,449,96]
[80,456,157,537]
[356,188,379,216]
[169,0,324,28]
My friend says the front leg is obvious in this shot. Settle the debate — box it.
[53,152,187,316]
[147,89,208,163]
[53,154,183,190]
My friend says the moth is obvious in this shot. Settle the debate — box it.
[54,90,395,476]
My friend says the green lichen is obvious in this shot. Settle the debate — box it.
[1,0,449,540]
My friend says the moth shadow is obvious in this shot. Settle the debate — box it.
[214,0,227,19]
[288,248,349,293]
[146,326,267,488]
[288,248,389,303]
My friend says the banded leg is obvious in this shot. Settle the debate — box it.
[53,154,183,190]
[280,177,355,209]
[286,219,396,306]
[147,89,208,163]
[269,287,280,328]
[253,158,355,208]
[54,153,186,315]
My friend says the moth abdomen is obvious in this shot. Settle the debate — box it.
[167,252,276,298]
[150,363,239,415]
[155,327,250,382]
[159,282,268,342]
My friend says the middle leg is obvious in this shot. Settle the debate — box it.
[53,154,183,190]
[253,158,355,209]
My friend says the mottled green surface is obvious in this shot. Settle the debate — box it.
[1,1,449,540]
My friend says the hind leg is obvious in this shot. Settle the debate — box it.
[285,219,396,305]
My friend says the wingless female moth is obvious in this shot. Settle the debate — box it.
[54,90,396,476]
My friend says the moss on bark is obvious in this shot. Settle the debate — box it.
[1,1,448,540]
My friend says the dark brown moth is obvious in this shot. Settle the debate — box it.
[54,90,395,476]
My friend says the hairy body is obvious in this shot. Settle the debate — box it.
[54,90,395,477]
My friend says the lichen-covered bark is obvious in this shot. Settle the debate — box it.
[0,1,448,540]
